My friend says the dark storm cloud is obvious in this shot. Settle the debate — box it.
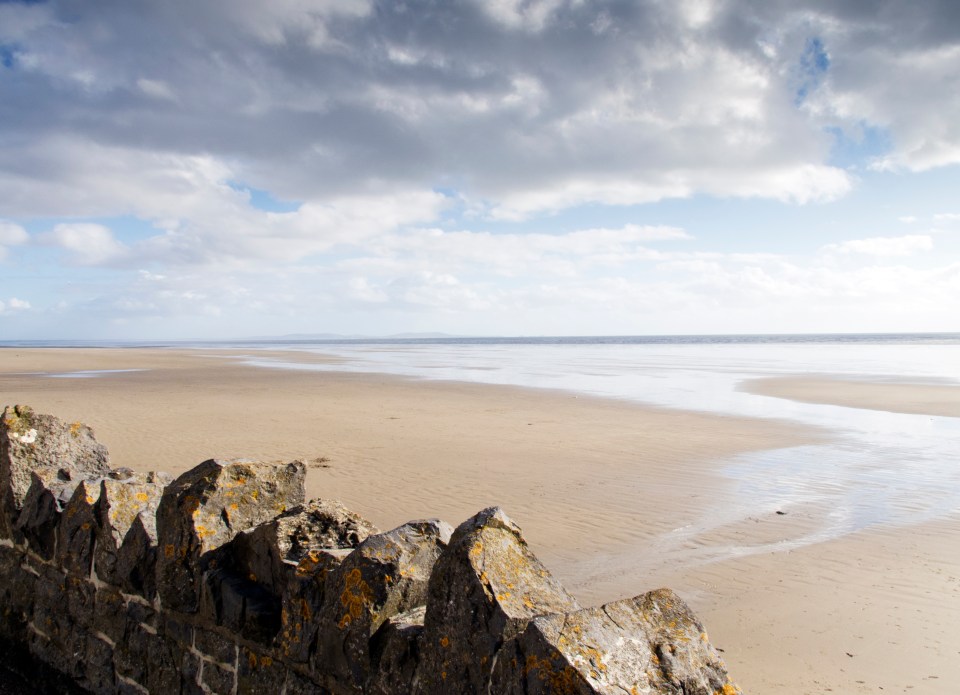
[0,0,958,220]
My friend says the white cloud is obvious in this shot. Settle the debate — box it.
[821,234,934,258]
[0,297,31,315]
[47,224,129,265]
[0,221,28,260]
[933,213,960,223]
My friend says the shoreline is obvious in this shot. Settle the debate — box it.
[1,348,958,692]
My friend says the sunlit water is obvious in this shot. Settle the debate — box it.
[231,338,960,565]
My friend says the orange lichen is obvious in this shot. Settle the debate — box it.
[338,568,374,629]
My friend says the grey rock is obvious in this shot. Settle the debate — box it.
[317,518,452,692]
[224,498,379,595]
[155,458,306,612]
[368,606,426,695]
[276,547,352,663]
[16,468,80,560]
[1,405,109,538]
[56,479,103,576]
[115,512,160,599]
[415,507,580,695]
[490,588,742,695]
[94,472,167,584]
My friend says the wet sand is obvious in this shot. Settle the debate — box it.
[1,348,958,693]
[742,375,960,418]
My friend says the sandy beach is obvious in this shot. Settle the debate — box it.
[1,347,958,694]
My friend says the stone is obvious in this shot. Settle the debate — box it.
[223,498,379,595]
[0,545,32,643]
[317,518,452,692]
[236,647,287,695]
[115,512,160,599]
[83,633,117,695]
[16,468,82,560]
[95,472,167,584]
[200,567,282,643]
[368,606,426,695]
[276,547,352,663]
[200,658,236,694]
[155,458,306,612]
[56,479,103,576]
[1,405,110,538]
[490,588,741,695]
[415,507,580,695]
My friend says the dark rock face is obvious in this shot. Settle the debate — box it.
[415,506,580,694]
[155,458,306,613]
[0,406,744,695]
[56,479,103,576]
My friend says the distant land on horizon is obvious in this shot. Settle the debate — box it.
[249,332,465,341]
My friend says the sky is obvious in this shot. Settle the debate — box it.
[1,0,959,340]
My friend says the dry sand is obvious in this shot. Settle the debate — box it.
[1,348,958,694]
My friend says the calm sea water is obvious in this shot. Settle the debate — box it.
[5,333,959,565]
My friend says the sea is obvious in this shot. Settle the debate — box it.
[4,332,959,561]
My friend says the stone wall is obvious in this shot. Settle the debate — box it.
[0,405,742,694]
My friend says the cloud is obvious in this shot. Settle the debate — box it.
[0,0,880,228]
[0,221,28,260]
[821,234,934,257]
[0,297,31,315]
[46,223,129,266]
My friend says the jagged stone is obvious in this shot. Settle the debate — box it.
[490,588,741,695]
[200,567,282,643]
[56,479,103,576]
[155,458,306,612]
[277,547,352,663]
[224,498,380,595]
[95,471,167,584]
[16,468,83,560]
[415,507,580,695]
[1,405,110,538]
[368,606,426,695]
[317,519,452,692]
[115,512,160,599]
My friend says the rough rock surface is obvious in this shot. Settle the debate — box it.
[16,468,83,560]
[368,606,427,695]
[415,506,581,695]
[277,547,352,663]
[318,519,452,692]
[491,588,741,694]
[95,471,168,584]
[55,479,102,576]
[224,498,379,594]
[155,457,306,612]
[1,405,110,539]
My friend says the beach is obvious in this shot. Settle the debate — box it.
[1,347,958,693]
